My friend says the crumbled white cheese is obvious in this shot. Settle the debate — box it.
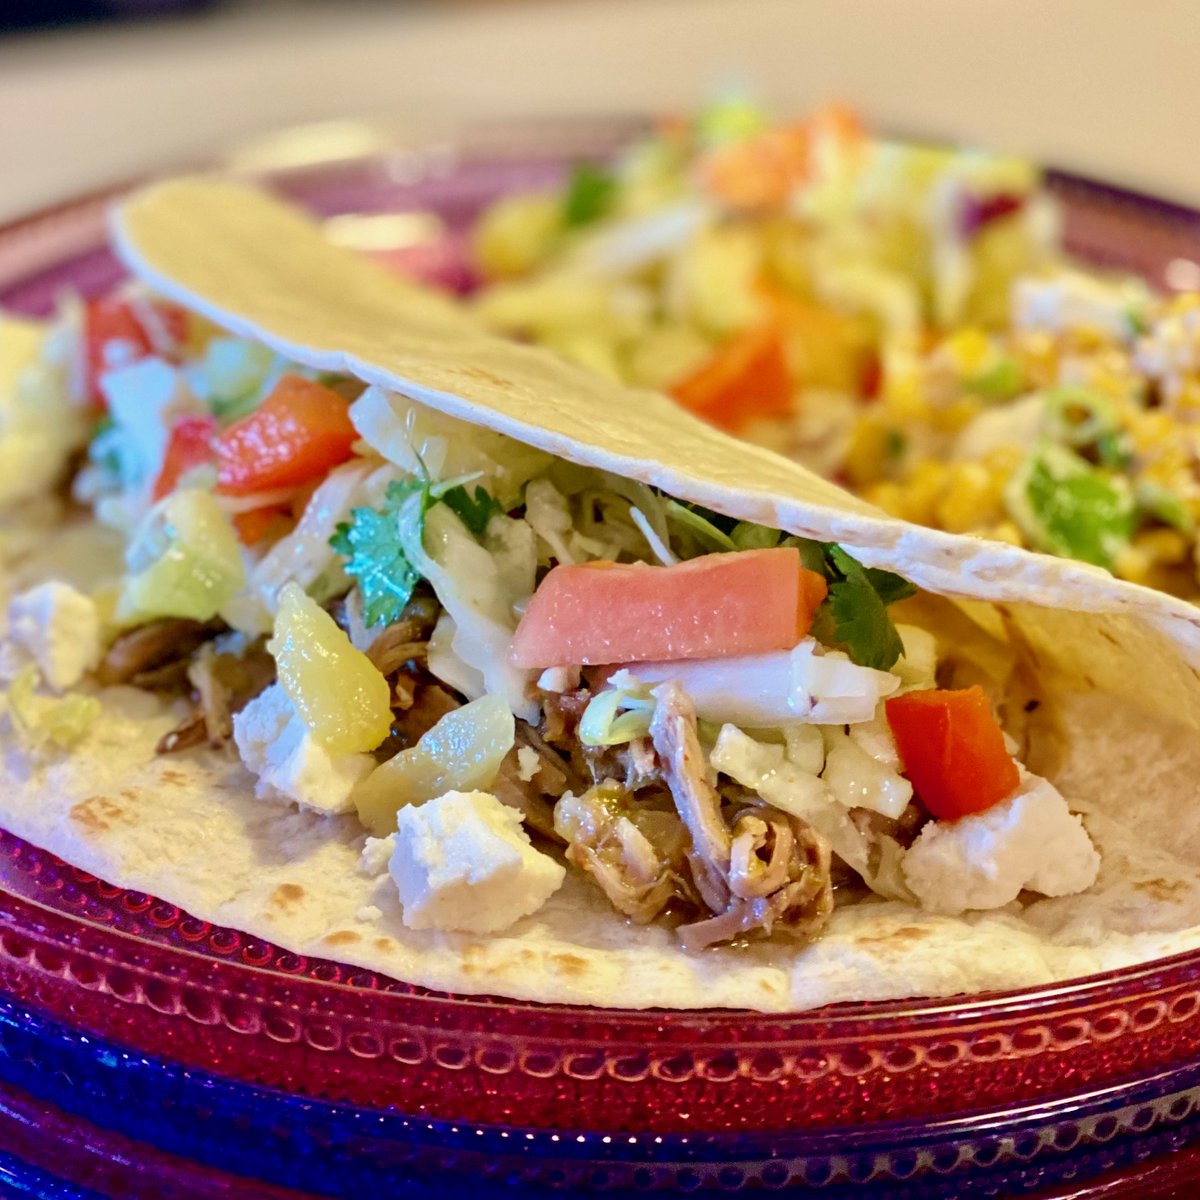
[99,356,202,492]
[952,394,1046,464]
[1012,271,1147,343]
[536,666,579,694]
[390,789,565,933]
[8,581,100,691]
[903,772,1100,915]
[355,904,384,923]
[358,834,397,877]
[516,745,541,783]
[1135,306,1200,396]
[232,683,374,815]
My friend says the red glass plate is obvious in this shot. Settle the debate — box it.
[2,119,1200,1164]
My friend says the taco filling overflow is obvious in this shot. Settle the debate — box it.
[0,178,1198,1011]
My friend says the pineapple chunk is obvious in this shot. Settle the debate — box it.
[268,583,392,754]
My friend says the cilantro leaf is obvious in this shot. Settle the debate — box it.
[863,567,918,607]
[441,484,503,537]
[809,544,910,671]
[562,163,617,228]
[330,479,430,628]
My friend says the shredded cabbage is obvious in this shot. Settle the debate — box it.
[7,665,100,752]
[193,337,281,422]
[400,496,536,721]
[349,386,549,506]
[663,499,737,552]
[709,723,877,879]
[821,724,913,819]
[631,638,900,728]
[237,459,391,633]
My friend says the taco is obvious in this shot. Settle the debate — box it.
[0,178,1199,1013]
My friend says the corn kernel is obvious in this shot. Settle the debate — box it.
[862,481,906,517]
[844,416,897,487]
[1132,527,1190,566]
[943,327,991,375]
[898,461,950,525]
[1113,544,1152,586]
[935,463,1003,533]
[930,395,983,433]
[989,521,1025,546]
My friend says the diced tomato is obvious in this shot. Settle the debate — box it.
[509,547,827,668]
[152,415,217,502]
[885,686,1020,820]
[84,296,188,410]
[670,322,794,433]
[233,505,293,547]
[215,374,358,496]
[761,285,870,396]
[700,105,863,213]
[701,122,812,212]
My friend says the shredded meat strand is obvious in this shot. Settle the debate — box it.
[98,619,217,688]
[649,683,732,877]
[492,750,560,842]
[156,640,277,755]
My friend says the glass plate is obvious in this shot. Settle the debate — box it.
[1,118,1200,1194]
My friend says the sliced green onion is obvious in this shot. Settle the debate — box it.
[1004,442,1136,569]
[730,521,782,550]
[664,500,737,552]
[578,684,656,747]
[1135,480,1195,535]
[1042,386,1118,450]
[963,356,1023,400]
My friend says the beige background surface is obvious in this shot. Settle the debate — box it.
[0,0,1197,221]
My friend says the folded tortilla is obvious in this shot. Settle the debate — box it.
[2,178,1199,1013]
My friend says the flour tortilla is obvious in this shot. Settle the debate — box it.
[2,178,1199,1013]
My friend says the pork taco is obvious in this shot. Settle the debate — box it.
[0,178,1199,1012]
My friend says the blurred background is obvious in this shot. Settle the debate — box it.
[1,0,1198,222]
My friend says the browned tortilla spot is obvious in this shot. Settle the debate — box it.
[324,930,360,947]
[458,365,512,390]
[853,926,930,949]
[373,937,394,952]
[1134,877,1189,901]
[270,883,305,911]
[160,769,186,785]
[69,795,127,833]
[552,953,588,978]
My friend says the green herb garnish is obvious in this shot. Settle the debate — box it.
[441,484,504,537]
[330,479,431,627]
[562,163,618,228]
[809,545,913,671]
